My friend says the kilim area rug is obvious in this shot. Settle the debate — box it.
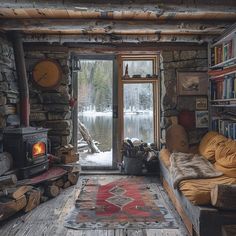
[64,176,178,229]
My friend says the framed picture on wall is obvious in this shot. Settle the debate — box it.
[195,111,209,128]
[196,97,208,110]
[177,71,208,95]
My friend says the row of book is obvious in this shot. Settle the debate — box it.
[211,73,236,100]
[212,119,236,139]
[211,37,236,66]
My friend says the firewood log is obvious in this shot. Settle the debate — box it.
[0,174,17,188]
[0,195,27,221]
[0,186,32,200]
[40,196,49,203]
[63,181,71,189]
[54,178,64,188]
[68,172,79,185]
[44,185,60,198]
[55,163,81,173]
[211,184,236,210]
[24,189,41,213]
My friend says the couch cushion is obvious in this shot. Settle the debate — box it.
[214,162,236,178]
[166,124,189,153]
[179,175,236,205]
[198,132,227,163]
[215,139,236,168]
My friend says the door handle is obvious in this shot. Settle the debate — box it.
[113,105,118,118]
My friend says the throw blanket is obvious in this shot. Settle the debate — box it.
[170,152,223,189]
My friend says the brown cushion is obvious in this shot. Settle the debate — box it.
[214,162,236,178]
[215,139,236,168]
[166,124,189,153]
[199,132,227,163]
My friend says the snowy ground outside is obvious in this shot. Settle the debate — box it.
[80,150,112,166]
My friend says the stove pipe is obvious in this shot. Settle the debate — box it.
[11,31,30,127]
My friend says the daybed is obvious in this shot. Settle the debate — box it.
[159,126,236,236]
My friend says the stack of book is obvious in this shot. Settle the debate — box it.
[212,118,236,139]
[211,73,236,100]
[211,37,236,66]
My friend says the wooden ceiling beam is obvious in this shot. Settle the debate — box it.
[0,19,227,35]
[21,34,213,44]
[0,5,235,21]
[2,1,236,9]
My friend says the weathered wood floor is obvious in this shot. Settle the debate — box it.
[0,175,189,236]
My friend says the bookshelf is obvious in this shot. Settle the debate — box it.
[208,23,236,140]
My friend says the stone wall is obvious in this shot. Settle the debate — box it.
[25,47,72,153]
[0,34,20,150]
[160,48,209,145]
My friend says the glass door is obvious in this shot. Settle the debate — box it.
[74,55,118,169]
[118,55,159,162]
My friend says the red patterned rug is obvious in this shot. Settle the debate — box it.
[65,176,178,229]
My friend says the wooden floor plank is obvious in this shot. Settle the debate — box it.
[145,229,182,236]
[0,175,189,236]
[127,229,147,236]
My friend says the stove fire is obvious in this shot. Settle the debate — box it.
[32,142,46,158]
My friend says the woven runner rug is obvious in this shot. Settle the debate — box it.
[64,176,178,229]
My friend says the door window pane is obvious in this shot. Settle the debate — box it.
[123,60,153,78]
[123,83,154,143]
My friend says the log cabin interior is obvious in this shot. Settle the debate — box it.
[0,1,236,236]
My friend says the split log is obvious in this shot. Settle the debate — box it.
[0,186,32,200]
[0,195,27,221]
[211,184,236,210]
[61,154,78,164]
[68,172,79,185]
[24,189,41,213]
[63,181,71,189]
[0,152,13,176]
[78,119,100,153]
[40,196,49,203]
[54,178,64,188]
[0,174,17,188]
[44,185,60,198]
[55,163,81,173]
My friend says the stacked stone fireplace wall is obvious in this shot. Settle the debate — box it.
[25,47,72,153]
[160,48,209,145]
[0,34,20,151]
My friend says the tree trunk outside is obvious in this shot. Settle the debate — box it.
[78,119,100,153]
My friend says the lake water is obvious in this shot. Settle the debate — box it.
[78,112,153,152]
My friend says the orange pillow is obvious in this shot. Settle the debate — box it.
[215,139,236,168]
[199,131,218,154]
[214,162,236,178]
[199,132,227,162]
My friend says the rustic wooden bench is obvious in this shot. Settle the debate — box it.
[159,158,236,236]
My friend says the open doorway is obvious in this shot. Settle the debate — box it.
[74,55,118,170]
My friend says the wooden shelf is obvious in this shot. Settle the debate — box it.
[210,57,236,70]
[210,99,236,106]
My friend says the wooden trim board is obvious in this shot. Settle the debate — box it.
[161,176,197,236]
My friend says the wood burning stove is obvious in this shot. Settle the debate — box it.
[3,127,49,179]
